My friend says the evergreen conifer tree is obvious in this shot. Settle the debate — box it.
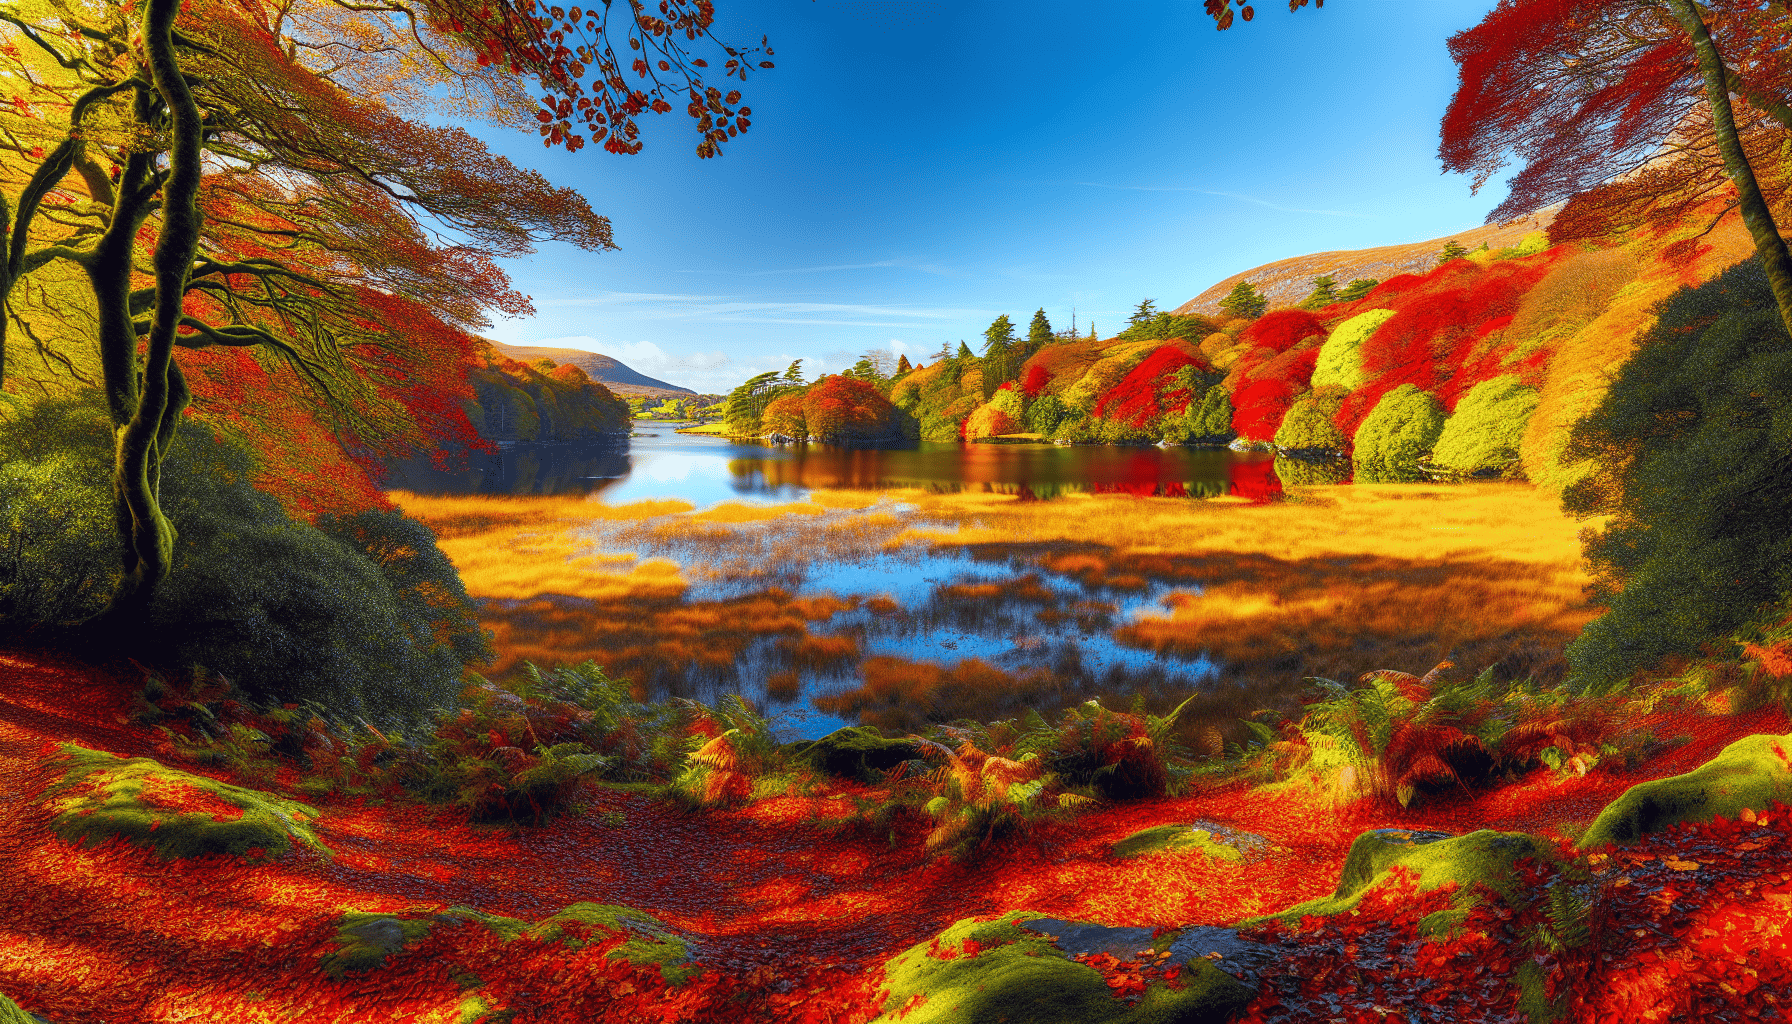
[956,341,975,360]
[1127,299,1159,329]
[1027,309,1053,353]
[1218,281,1268,320]
[1437,240,1469,265]
[1300,275,1339,309]
[1337,278,1381,303]
[783,360,806,386]
[896,354,913,374]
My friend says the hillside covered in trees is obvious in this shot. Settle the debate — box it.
[723,182,1780,501]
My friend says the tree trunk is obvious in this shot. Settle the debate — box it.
[1667,0,1792,337]
[93,0,202,626]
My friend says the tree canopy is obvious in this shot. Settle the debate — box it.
[0,0,772,633]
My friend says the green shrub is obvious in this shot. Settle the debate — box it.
[1310,308,1395,391]
[988,386,1025,419]
[1273,386,1349,453]
[1431,376,1537,477]
[0,391,489,732]
[1353,385,1445,483]
[1562,258,1792,687]
[1178,386,1234,443]
[1024,393,1067,435]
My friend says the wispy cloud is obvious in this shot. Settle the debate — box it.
[1078,182,1370,218]
[534,291,995,325]
[676,259,971,279]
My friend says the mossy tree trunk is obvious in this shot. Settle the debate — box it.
[1666,0,1792,338]
[89,0,199,629]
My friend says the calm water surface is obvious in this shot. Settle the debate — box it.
[386,429,1291,505]
[391,431,1293,738]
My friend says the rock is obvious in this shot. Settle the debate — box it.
[1577,732,1792,851]
[868,911,1253,1023]
[1111,821,1269,863]
[1239,828,1553,939]
[786,726,920,784]
[42,743,331,863]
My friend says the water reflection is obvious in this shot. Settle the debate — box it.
[729,440,1282,500]
[385,430,1290,505]
[381,439,630,496]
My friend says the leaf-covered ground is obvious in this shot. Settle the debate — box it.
[1,645,1788,1022]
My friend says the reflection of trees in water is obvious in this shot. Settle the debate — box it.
[382,441,630,495]
[723,443,1278,500]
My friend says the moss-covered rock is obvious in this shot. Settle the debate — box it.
[870,911,1253,1024]
[1112,823,1262,863]
[786,726,920,784]
[0,991,48,1024]
[318,902,697,989]
[525,902,700,985]
[43,744,330,863]
[1577,732,1792,851]
[1239,829,1552,938]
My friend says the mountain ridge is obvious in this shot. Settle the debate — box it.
[1175,204,1564,316]
[488,342,698,399]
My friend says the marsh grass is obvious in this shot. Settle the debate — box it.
[392,482,1595,753]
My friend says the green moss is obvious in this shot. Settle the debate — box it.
[0,991,47,1024]
[44,743,330,863]
[1577,732,1792,850]
[1310,308,1395,391]
[787,726,919,784]
[320,912,442,981]
[1238,829,1553,931]
[527,903,699,986]
[871,911,1251,1024]
[1111,825,1243,863]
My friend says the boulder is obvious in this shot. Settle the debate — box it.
[1577,732,1792,851]
[1112,820,1270,863]
[43,743,330,863]
[786,726,920,784]
[869,911,1253,1023]
[1238,828,1554,939]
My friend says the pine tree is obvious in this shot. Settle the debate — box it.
[1218,280,1268,320]
[1337,279,1381,303]
[1128,299,1159,329]
[1300,275,1339,309]
[1437,240,1469,265]
[783,360,806,386]
[896,354,913,374]
[956,341,975,360]
[1027,309,1053,353]
[982,315,1018,396]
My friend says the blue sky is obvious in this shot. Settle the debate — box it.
[471,0,1512,394]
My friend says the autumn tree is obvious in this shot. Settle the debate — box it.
[1208,0,1792,331]
[0,0,774,635]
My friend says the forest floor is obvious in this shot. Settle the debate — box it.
[0,643,1787,1023]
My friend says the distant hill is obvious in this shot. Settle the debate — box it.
[1174,204,1564,316]
[489,342,698,400]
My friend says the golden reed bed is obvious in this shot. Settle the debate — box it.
[391,483,1599,745]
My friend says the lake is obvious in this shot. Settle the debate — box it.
[391,432,1569,746]
[382,428,1302,505]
